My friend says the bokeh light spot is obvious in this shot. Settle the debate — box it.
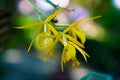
[68,5,90,21]
[50,0,70,8]
[113,0,120,9]
[18,0,34,14]
[3,49,22,64]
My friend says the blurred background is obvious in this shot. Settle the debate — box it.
[0,0,120,80]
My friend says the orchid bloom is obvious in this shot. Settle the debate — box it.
[15,8,64,52]
[42,16,101,71]
[15,7,101,71]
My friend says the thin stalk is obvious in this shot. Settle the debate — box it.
[28,0,47,18]
[46,0,59,9]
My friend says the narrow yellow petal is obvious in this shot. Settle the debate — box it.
[62,35,67,46]
[61,46,66,72]
[47,24,58,35]
[65,34,84,48]
[62,43,76,64]
[74,27,86,44]
[61,42,79,69]
[61,42,76,71]
[78,48,90,61]
[72,58,80,68]
[44,8,64,23]
[69,41,90,62]
[60,38,64,45]
[14,22,42,29]
[61,59,64,72]
[63,16,101,33]
[28,23,44,52]
[43,35,61,61]
[42,35,57,38]
[70,29,77,39]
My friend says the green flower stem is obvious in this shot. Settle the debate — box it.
[28,0,47,19]
[47,0,59,9]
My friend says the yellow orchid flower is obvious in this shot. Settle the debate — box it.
[68,26,86,44]
[15,8,64,52]
[37,32,53,51]
[15,6,101,72]
[43,33,85,62]
[42,32,88,72]
[61,42,80,72]
[37,23,58,51]
[60,35,89,72]
[43,16,101,71]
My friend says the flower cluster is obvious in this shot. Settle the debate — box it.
[15,8,100,71]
